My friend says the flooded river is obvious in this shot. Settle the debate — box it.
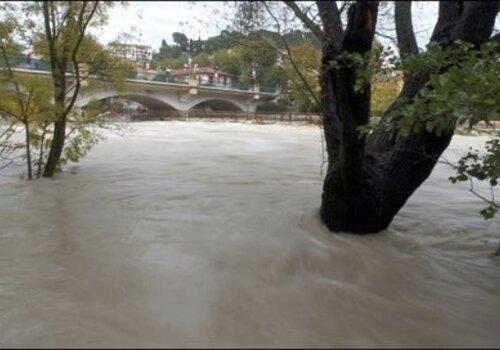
[0,121,499,347]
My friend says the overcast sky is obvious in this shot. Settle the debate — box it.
[94,2,229,49]
[95,1,497,53]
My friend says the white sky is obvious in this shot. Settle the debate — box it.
[94,1,442,53]
[51,1,498,53]
[94,2,229,49]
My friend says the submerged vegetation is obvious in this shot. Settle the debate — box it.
[0,1,132,179]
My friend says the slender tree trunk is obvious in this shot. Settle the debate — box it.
[23,120,32,180]
[36,122,48,178]
[43,71,67,177]
[41,1,67,178]
[42,115,66,177]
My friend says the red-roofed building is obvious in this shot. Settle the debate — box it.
[169,66,235,86]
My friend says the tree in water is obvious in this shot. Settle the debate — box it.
[310,1,498,233]
[0,1,133,179]
[238,1,499,234]
[0,14,54,179]
[26,1,115,177]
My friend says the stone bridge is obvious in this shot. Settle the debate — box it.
[9,68,278,115]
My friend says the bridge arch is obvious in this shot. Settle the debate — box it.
[77,88,266,114]
[77,91,179,111]
[187,98,246,112]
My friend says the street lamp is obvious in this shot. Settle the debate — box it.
[251,62,259,92]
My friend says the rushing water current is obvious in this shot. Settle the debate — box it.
[0,121,499,347]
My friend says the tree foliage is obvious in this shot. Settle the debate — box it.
[228,1,499,236]
[450,138,499,220]
[382,41,500,138]
[150,27,320,100]
[281,41,321,112]
[0,1,130,178]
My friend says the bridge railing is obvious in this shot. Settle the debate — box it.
[0,54,52,72]
[260,85,277,93]
[199,81,253,91]
[198,81,276,93]
[2,54,276,94]
[128,71,177,83]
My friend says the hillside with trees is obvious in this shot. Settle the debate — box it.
[150,29,321,112]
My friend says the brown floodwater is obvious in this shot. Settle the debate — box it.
[0,121,499,347]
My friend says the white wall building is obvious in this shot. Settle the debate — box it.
[108,43,152,67]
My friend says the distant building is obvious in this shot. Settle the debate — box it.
[108,43,152,68]
[19,49,49,70]
[169,66,235,87]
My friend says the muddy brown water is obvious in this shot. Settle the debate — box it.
[0,121,499,347]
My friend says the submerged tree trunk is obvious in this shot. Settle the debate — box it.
[42,113,66,177]
[23,120,32,180]
[40,1,98,177]
[36,123,48,178]
[41,1,67,178]
[42,63,68,177]
[318,1,499,233]
[318,2,381,233]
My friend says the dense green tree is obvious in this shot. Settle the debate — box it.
[193,52,212,67]
[192,36,204,56]
[237,35,277,82]
[203,30,244,54]
[153,56,185,70]
[172,32,189,52]
[212,49,243,76]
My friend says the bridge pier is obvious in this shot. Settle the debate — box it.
[178,110,190,118]
[145,108,168,120]
[246,104,258,113]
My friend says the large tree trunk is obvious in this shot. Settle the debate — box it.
[320,2,381,233]
[320,1,499,234]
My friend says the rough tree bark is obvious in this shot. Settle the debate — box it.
[320,1,381,233]
[42,48,68,177]
[394,1,418,60]
[286,0,499,234]
[317,1,343,164]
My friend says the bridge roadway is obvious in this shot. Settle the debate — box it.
[8,67,278,114]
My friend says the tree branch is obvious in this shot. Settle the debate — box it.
[451,1,500,45]
[262,2,321,107]
[342,1,379,53]
[283,1,324,41]
[63,1,99,119]
[395,1,418,59]
[316,1,343,47]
